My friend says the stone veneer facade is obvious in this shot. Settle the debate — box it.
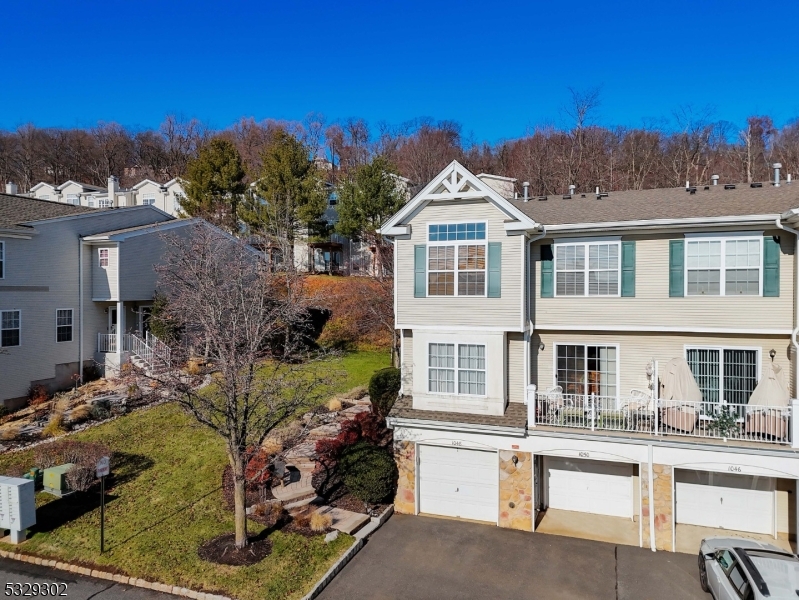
[394,440,416,514]
[641,463,673,551]
[499,450,533,531]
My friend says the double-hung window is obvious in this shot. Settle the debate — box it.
[427,223,487,296]
[686,347,758,404]
[0,241,4,279]
[99,198,112,208]
[1,310,20,347]
[87,195,96,208]
[555,241,620,296]
[428,342,486,396]
[142,194,156,206]
[66,194,79,205]
[556,344,618,398]
[99,248,109,268]
[56,309,73,343]
[685,236,761,296]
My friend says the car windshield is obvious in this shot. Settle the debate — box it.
[747,551,799,596]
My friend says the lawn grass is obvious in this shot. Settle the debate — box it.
[0,349,391,600]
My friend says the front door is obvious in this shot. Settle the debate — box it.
[108,307,117,334]
[139,306,152,336]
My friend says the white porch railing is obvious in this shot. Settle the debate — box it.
[97,332,171,370]
[529,390,795,446]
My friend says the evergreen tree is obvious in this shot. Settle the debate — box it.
[336,156,408,277]
[241,130,327,264]
[180,138,246,234]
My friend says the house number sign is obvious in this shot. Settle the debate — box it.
[728,465,742,473]
[451,441,463,446]
[578,452,590,458]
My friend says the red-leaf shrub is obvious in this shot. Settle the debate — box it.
[221,447,274,510]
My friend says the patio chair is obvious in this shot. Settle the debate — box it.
[620,389,655,431]
[541,386,563,425]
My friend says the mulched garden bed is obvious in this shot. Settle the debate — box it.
[326,489,389,516]
[197,533,272,566]
[279,520,334,538]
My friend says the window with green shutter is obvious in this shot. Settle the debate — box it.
[669,239,684,297]
[621,241,636,297]
[763,236,780,297]
[414,245,426,297]
[540,244,553,298]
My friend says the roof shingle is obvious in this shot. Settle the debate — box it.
[0,193,97,231]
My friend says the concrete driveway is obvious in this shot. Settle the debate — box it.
[319,514,708,600]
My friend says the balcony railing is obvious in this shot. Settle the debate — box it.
[97,332,171,370]
[528,390,795,446]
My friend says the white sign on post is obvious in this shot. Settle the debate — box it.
[96,456,110,478]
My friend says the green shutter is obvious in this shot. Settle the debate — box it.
[414,245,426,298]
[763,236,780,297]
[621,241,636,297]
[669,239,684,297]
[540,244,554,298]
[487,242,502,298]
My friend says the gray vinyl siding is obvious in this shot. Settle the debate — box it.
[92,244,118,300]
[401,329,413,393]
[532,230,794,331]
[532,331,794,398]
[118,232,174,301]
[395,200,525,330]
[507,332,525,403]
[0,207,172,404]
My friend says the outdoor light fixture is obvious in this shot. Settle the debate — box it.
[539,342,545,351]
[511,455,519,465]
[646,362,654,377]
[770,349,777,361]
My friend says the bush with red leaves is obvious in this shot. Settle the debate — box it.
[221,447,274,510]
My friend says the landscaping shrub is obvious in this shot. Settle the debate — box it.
[0,423,21,442]
[82,363,101,383]
[35,440,111,472]
[368,367,400,418]
[342,385,368,400]
[68,404,92,425]
[28,384,50,407]
[66,465,97,492]
[90,401,111,421]
[310,512,333,532]
[293,512,312,528]
[42,412,66,438]
[327,398,342,412]
[221,447,274,510]
[338,440,398,504]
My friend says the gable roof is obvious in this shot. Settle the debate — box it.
[131,179,165,191]
[30,182,57,193]
[0,193,97,232]
[380,160,539,234]
[509,184,799,230]
[82,218,192,242]
[56,180,104,192]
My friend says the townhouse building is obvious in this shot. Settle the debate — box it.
[27,176,184,216]
[382,160,799,553]
[0,193,210,408]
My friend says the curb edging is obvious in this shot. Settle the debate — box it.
[0,548,232,600]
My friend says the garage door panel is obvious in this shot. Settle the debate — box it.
[546,457,633,519]
[419,445,498,523]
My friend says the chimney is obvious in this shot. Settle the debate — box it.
[569,184,576,195]
[108,175,119,204]
[595,186,600,196]
[773,163,782,187]
[523,181,529,202]
[711,175,719,186]
[5,182,18,195]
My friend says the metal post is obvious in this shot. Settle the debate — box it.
[100,475,105,553]
[590,393,595,431]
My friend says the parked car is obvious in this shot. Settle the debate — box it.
[699,537,799,599]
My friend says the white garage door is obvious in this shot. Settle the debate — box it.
[418,445,498,522]
[676,471,774,535]
[546,457,634,518]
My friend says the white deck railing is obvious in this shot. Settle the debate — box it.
[529,390,794,446]
[97,332,171,370]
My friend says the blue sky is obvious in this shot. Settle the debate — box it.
[2,0,798,143]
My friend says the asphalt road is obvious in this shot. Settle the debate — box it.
[0,557,177,599]
[318,514,709,600]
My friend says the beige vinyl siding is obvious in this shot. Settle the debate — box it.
[396,199,524,330]
[507,332,525,403]
[401,330,413,393]
[532,331,794,398]
[532,231,794,331]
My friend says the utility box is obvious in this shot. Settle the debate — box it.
[43,464,74,496]
[0,476,36,543]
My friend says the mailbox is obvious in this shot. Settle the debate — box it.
[0,476,36,543]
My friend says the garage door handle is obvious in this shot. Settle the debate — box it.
[455,487,459,492]
[720,498,723,504]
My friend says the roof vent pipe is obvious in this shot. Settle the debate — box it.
[773,163,782,187]
[5,182,18,195]
[685,180,690,190]
[711,175,719,185]
[523,181,529,202]
[788,174,793,184]
[595,186,600,196]
[569,184,576,195]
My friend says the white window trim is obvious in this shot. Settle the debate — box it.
[553,240,622,297]
[142,194,156,206]
[0,240,4,279]
[426,340,488,398]
[99,248,110,268]
[99,198,113,208]
[683,344,761,404]
[552,342,621,400]
[55,308,73,343]
[684,234,763,297]
[426,220,488,298]
[0,309,21,348]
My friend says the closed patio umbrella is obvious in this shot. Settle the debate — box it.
[748,362,789,407]
[660,358,703,402]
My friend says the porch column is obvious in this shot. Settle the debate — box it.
[116,300,124,368]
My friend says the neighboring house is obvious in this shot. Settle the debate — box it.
[28,176,185,216]
[0,193,205,408]
[381,159,799,553]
